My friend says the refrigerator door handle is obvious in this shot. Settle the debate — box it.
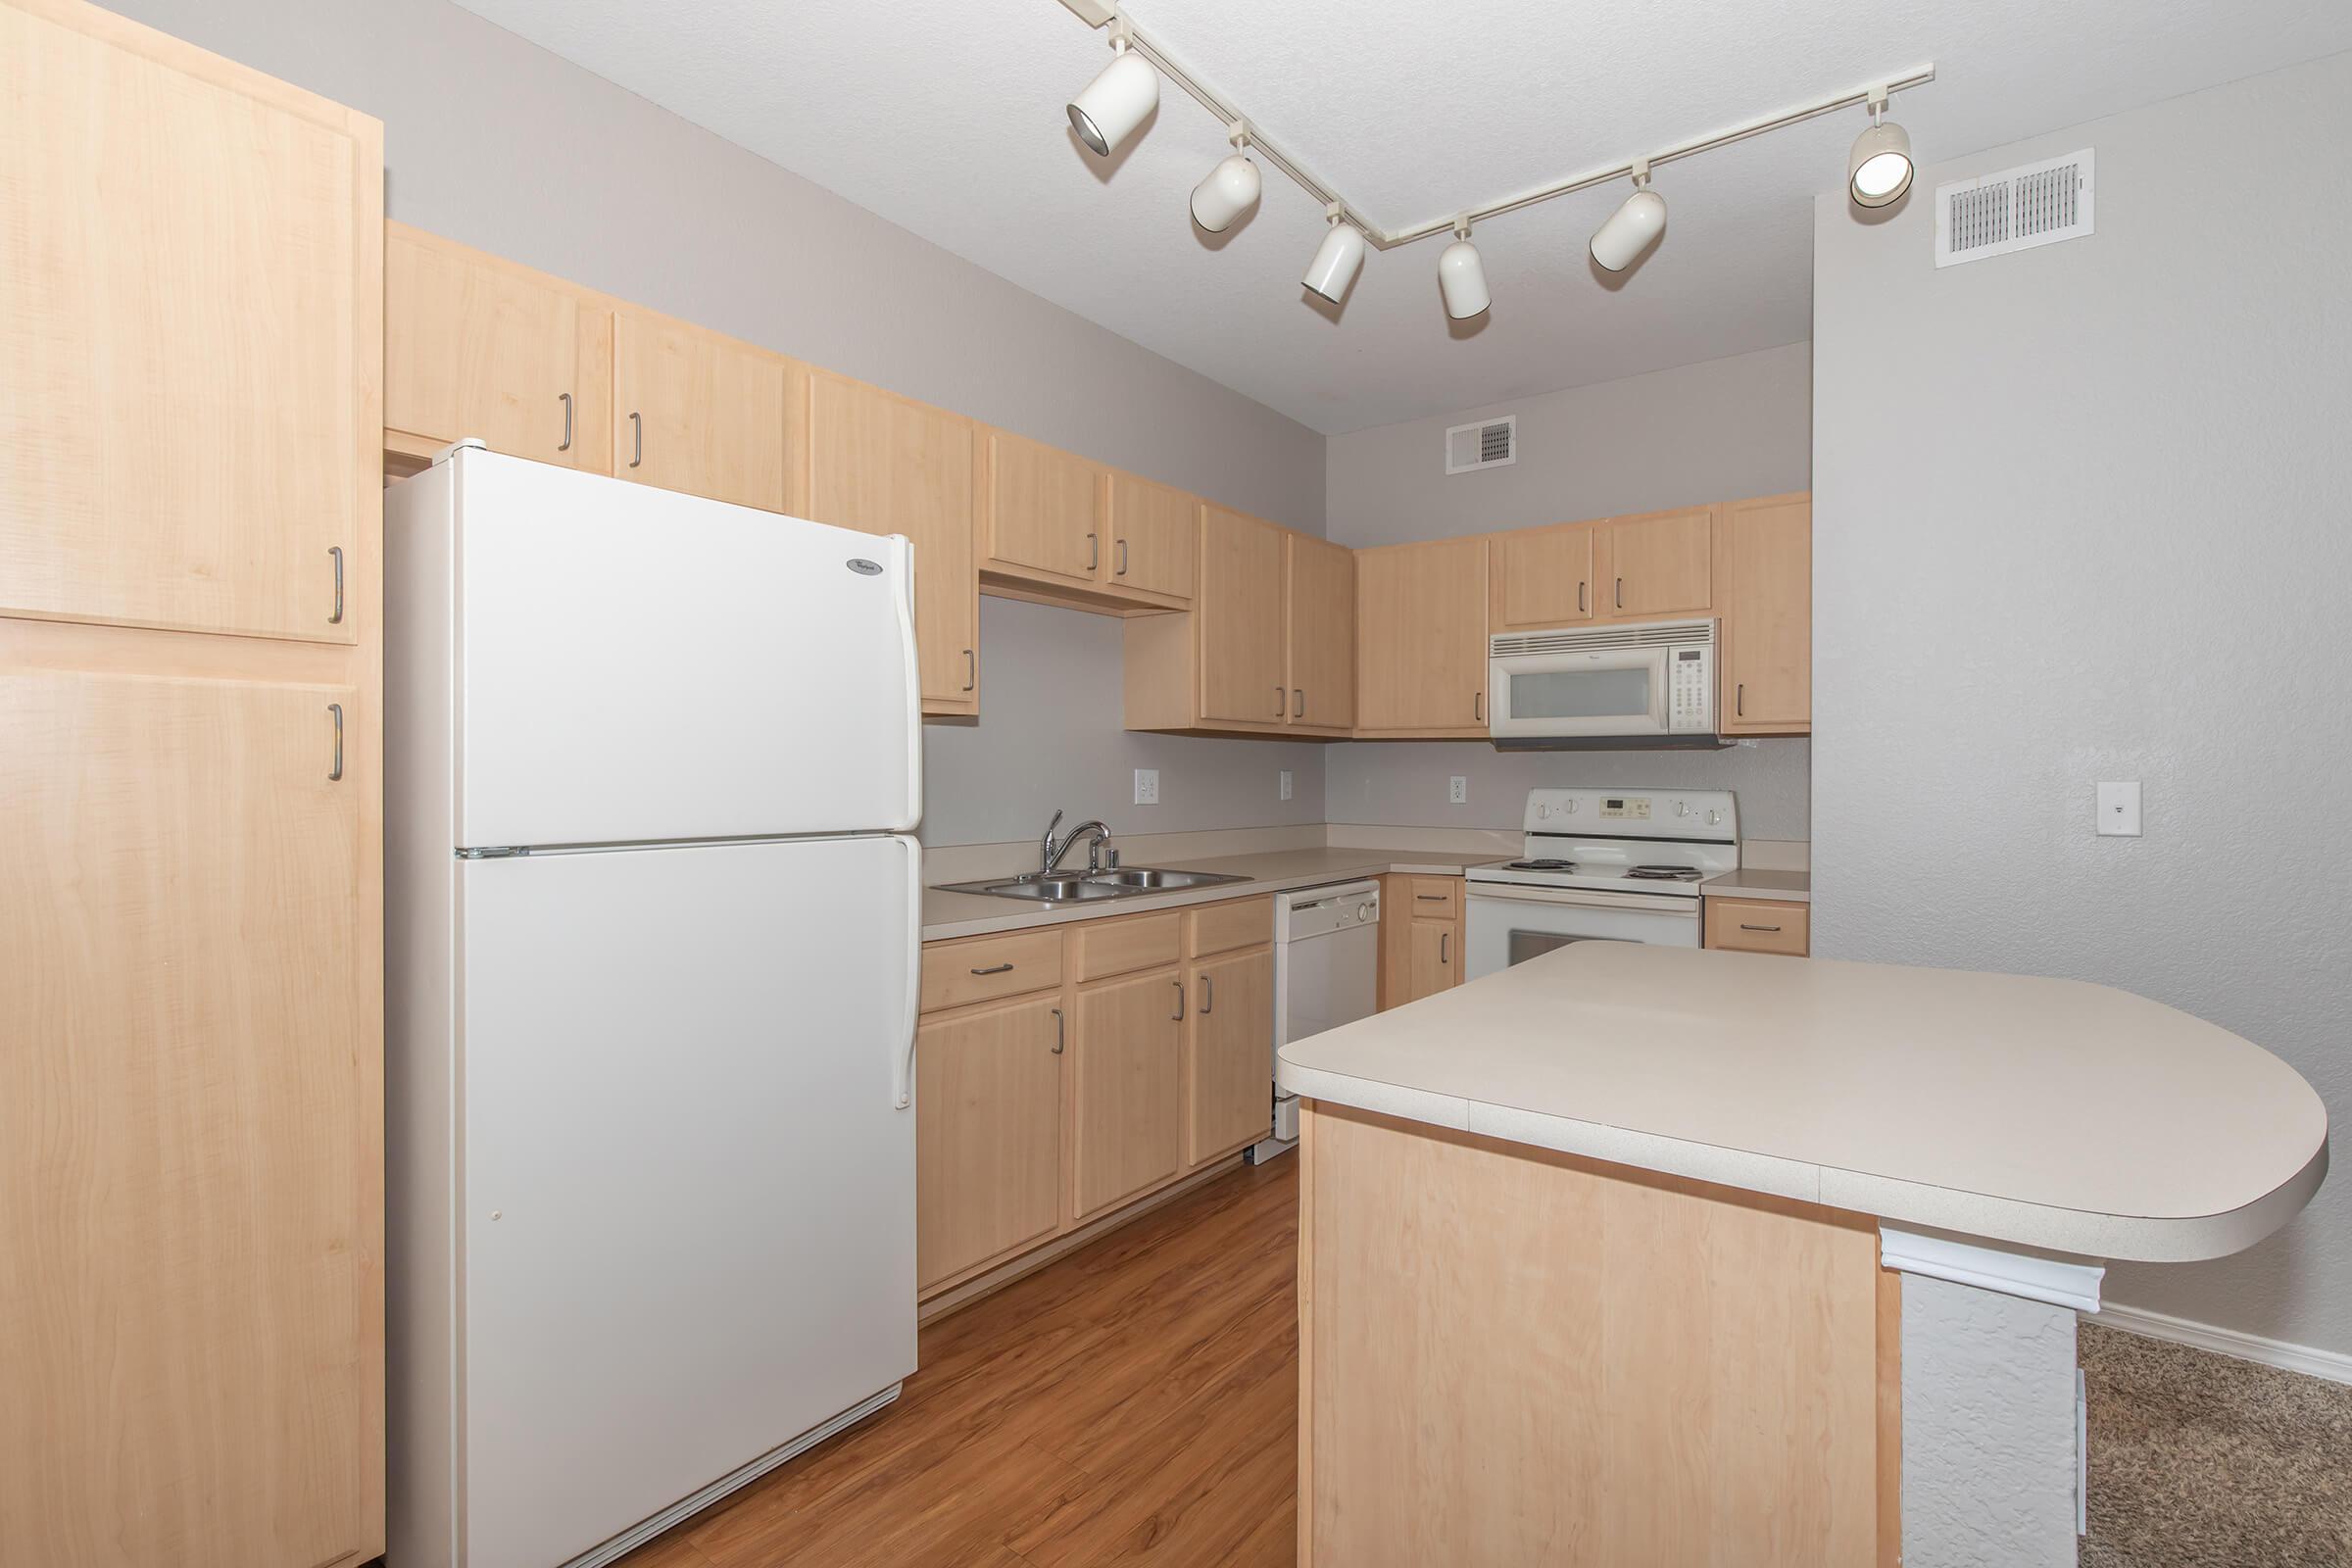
[889,533,923,834]
[893,832,923,1109]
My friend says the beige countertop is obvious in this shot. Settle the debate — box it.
[1701,868,1811,903]
[1277,944,2328,1262]
[922,845,1500,942]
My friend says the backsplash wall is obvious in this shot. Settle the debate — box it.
[1324,739,1811,842]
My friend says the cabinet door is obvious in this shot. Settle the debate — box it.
[1106,471,1198,601]
[0,3,379,642]
[1597,506,1713,619]
[1070,967,1185,1220]
[981,429,1102,584]
[386,225,605,470]
[1493,521,1594,629]
[1717,494,1812,734]
[915,996,1064,1290]
[1285,533,1356,731]
[1407,917,1458,1001]
[1197,506,1290,725]
[1356,536,1491,733]
[1187,947,1274,1165]
[612,310,788,512]
[806,371,979,713]
[1,667,373,1568]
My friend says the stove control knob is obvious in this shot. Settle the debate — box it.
[1707,809,1723,826]
[1356,902,1374,923]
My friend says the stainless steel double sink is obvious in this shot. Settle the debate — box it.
[935,866,1251,904]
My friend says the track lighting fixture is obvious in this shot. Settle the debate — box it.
[1847,89,1915,208]
[1301,204,1365,302]
[1067,28,1158,158]
[1437,220,1490,319]
[1589,161,1667,272]
[1191,122,1260,232]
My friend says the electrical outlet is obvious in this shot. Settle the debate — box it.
[1279,769,1294,802]
[1448,775,1468,805]
[2095,781,2141,837]
[1133,768,1159,806]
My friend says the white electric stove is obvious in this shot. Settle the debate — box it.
[1463,788,1740,979]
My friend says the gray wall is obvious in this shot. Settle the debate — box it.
[1326,739,1810,841]
[1323,342,1812,549]
[1813,52,2352,1354]
[110,0,1327,849]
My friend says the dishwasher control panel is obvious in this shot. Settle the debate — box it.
[1275,879,1382,941]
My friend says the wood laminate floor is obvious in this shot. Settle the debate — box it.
[616,1156,1300,1568]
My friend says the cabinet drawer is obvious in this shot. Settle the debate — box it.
[922,928,1064,1011]
[1403,877,1461,918]
[1073,911,1183,982]
[1704,898,1809,956]
[1189,895,1272,959]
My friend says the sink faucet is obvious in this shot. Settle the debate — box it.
[1036,809,1113,876]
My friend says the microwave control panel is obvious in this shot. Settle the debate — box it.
[1668,646,1712,731]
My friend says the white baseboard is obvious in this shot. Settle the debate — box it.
[2086,1301,2352,1387]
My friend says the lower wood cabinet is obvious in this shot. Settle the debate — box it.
[1380,875,1465,1009]
[1070,965,1187,1221]
[1187,945,1274,1164]
[915,994,1065,1289]
[1704,896,1811,956]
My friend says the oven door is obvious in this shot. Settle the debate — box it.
[1464,884,1700,980]
[1488,645,1672,739]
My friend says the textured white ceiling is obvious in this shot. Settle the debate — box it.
[452,0,2352,433]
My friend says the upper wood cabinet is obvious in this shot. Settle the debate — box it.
[612,307,791,513]
[1196,506,1290,725]
[1716,493,1811,734]
[1105,471,1198,602]
[1595,505,1713,620]
[803,369,979,716]
[1355,536,1491,736]
[1491,520,1595,630]
[915,994,1064,1291]
[978,428,1103,587]
[1070,965,1185,1221]
[1286,533,1356,733]
[384,223,612,474]
[1,0,378,643]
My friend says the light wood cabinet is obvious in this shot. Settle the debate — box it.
[613,307,791,513]
[1716,493,1812,734]
[1355,537,1491,736]
[1491,520,1595,629]
[1070,966,1186,1220]
[1,5,385,1561]
[1704,897,1811,956]
[1196,505,1290,725]
[1286,532,1356,733]
[1380,874,1465,1009]
[384,222,612,475]
[915,995,1066,1291]
[1106,470,1198,602]
[1187,946,1274,1165]
[978,427,1103,587]
[804,369,979,715]
[1595,505,1713,620]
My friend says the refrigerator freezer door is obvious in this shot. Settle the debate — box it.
[458,833,918,1568]
[450,448,919,847]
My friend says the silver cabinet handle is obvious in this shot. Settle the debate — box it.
[1415,893,1447,902]
[1051,1006,1065,1054]
[1440,931,1450,965]
[1615,576,1625,610]
[1739,923,1784,933]
[1579,580,1588,614]
[1201,974,1214,1014]
[629,411,643,468]
[1171,977,1185,1022]
[1473,690,1484,722]
[326,703,344,782]
[1274,685,1285,718]
[962,649,976,693]
[1737,683,1745,717]
[558,391,573,453]
[326,546,344,625]
[1087,531,1099,572]
[969,962,1014,976]
[1115,537,1128,576]
[1292,688,1304,718]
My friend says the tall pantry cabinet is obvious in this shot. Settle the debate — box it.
[0,3,387,1565]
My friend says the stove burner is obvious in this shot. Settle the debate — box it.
[1624,865,1702,882]
[1504,858,1578,871]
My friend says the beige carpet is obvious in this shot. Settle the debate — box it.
[2079,1321,2352,1567]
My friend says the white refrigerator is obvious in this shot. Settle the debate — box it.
[384,443,923,1568]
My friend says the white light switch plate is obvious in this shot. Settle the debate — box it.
[1133,768,1159,806]
[2096,781,2141,836]
[1279,769,1293,802]
[1448,775,1468,805]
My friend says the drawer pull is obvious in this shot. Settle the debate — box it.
[1415,893,1447,902]
[969,961,1015,975]
[1051,1006,1065,1055]
[1739,923,1783,933]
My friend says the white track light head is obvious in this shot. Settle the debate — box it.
[1848,92,1914,208]
[1068,36,1158,158]
[1302,206,1365,302]
[1192,128,1261,232]
[1590,164,1667,272]
[1438,220,1490,319]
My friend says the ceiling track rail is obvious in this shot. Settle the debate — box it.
[1055,0,1933,251]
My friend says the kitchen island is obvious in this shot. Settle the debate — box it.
[1278,944,2328,1568]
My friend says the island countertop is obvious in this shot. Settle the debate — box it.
[1276,944,2328,1261]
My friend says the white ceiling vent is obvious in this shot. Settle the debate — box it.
[1446,415,1517,475]
[1936,148,2094,268]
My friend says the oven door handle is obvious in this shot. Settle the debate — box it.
[1467,884,1702,915]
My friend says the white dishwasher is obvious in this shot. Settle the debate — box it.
[1250,879,1382,1163]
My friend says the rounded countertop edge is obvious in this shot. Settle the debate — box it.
[1278,1059,2333,1263]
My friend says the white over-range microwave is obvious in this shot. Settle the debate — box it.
[1486,617,1724,748]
